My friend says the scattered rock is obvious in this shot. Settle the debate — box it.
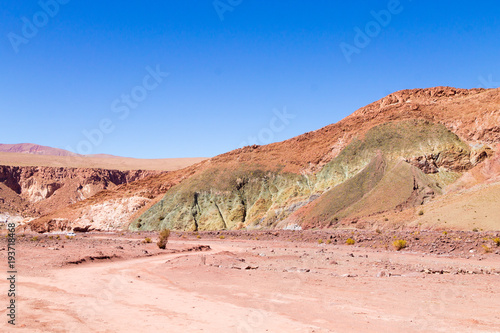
[244,265,259,270]
[377,270,389,278]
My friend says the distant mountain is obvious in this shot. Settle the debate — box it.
[0,143,78,156]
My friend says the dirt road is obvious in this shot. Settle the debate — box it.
[1,237,500,332]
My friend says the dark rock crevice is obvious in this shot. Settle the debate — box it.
[213,200,228,229]
[191,192,200,231]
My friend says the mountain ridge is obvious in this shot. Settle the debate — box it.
[20,86,500,233]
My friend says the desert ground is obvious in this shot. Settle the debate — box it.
[0,152,207,171]
[1,230,499,333]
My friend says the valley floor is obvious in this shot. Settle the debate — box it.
[1,232,499,332]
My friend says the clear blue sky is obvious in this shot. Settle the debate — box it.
[1,1,499,158]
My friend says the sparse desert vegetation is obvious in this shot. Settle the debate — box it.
[157,229,171,249]
[393,239,408,251]
[1,230,499,332]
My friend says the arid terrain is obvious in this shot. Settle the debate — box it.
[1,87,499,332]
[0,151,207,172]
[1,231,499,332]
[0,146,207,229]
[9,87,497,235]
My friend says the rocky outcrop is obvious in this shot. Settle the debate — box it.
[0,165,161,217]
[25,196,150,233]
[22,87,500,232]
[133,120,486,232]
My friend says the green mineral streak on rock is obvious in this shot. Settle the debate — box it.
[131,120,475,231]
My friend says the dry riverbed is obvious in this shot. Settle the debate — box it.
[0,230,499,332]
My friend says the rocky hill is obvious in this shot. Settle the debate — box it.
[25,87,500,233]
[0,166,161,225]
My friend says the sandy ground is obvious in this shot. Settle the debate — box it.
[1,232,500,333]
[0,152,207,171]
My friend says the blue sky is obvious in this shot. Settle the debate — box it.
[1,1,499,158]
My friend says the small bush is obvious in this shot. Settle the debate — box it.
[393,239,407,251]
[442,231,448,235]
[143,237,152,244]
[493,237,500,246]
[196,235,201,239]
[318,239,323,244]
[56,235,61,240]
[157,229,170,249]
[219,235,225,240]
[31,236,39,242]
[472,228,479,232]
[418,210,424,216]
[326,239,332,244]
[346,238,355,245]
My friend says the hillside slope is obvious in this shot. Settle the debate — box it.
[0,166,161,219]
[136,120,477,231]
[26,87,500,232]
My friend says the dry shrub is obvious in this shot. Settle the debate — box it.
[393,239,407,251]
[157,229,170,249]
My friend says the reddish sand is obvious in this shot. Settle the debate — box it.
[1,232,499,332]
